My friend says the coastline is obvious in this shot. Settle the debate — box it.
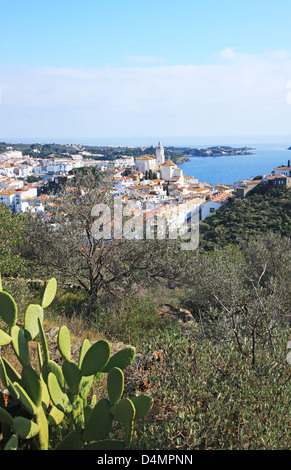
[177,144,290,186]
[183,151,253,158]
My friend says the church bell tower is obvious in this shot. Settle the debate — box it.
[155,141,165,166]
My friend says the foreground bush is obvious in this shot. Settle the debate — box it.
[0,275,153,450]
[132,328,291,450]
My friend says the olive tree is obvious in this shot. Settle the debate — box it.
[21,170,190,307]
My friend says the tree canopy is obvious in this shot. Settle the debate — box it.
[21,170,189,307]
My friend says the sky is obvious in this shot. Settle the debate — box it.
[1,0,291,143]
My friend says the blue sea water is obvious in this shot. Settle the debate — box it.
[177,143,291,187]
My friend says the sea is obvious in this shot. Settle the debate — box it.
[3,135,291,187]
[177,142,291,187]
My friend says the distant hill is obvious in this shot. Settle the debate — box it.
[199,186,291,250]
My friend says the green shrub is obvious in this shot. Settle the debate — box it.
[132,328,291,450]
[91,294,167,344]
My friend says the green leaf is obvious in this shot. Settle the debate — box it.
[0,291,17,327]
[41,277,57,309]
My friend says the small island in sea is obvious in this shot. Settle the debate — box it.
[167,146,253,162]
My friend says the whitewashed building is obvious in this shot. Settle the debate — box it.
[135,142,186,184]
[0,190,15,210]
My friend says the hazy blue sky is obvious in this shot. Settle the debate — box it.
[1,0,291,142]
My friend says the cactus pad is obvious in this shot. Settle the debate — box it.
[47,372,72,414]
[54,429,83,450]
[36,406,49,450]
[102,347,136,373]
[4,434,18,450]
[47,406,65,427]
[13,382,39,416]
[0,328,12,346]
[107,367,124,405]
[24,304,44,341]
[82,398,113,442]
[80,339,111,376]
[10,325,30,367]
[62,360,81,395]
[42,360,65,387]
[13,416,39,440]
[37,318,50,363]
[0,277,153,450]
[57,325,71,361]
[2,357,21,384]
[0,291,17,327]
[130,395,154,420]
[21,365,42,407]
[110,398,136,423]
[41,277,57,309]
[78,338,91,368]
[0,406,14,425]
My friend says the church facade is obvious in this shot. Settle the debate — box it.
[134,142,184,184]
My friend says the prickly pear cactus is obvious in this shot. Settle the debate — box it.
[0,274,153,450]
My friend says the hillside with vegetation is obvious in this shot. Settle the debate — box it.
[0,171,290,450]
[200,185,291,249]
